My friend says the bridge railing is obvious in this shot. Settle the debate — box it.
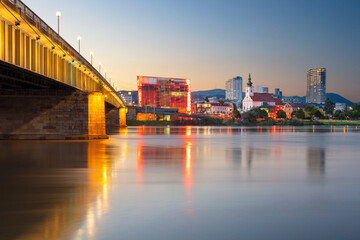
[3,0,124,108]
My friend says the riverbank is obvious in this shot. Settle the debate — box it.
[127,119,360,126]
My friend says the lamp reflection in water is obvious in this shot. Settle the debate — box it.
[184,140,194,216]
[186,126,192,136]
[137,141,144,185]
[73,141,118,240]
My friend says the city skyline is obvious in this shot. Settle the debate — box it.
[24,0,360,102]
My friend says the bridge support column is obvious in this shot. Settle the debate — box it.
[105,106,127,128]
[120,108,127,127]
[0,90,108,140]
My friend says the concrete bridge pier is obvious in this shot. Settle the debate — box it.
[0,90,115,140]
[106,105,127,128]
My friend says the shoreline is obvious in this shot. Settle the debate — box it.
[127,120,360,127]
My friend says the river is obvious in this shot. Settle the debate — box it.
[0,126,359,240]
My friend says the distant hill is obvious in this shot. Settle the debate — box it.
[191,89,356,106]
[192,89,226,99]
[282,96,306,103]
[120,89,358,106]
[326,93,354,106]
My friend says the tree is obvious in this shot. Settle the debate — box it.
[292,109,305,119]
[232,109,241,119]
[305,105,317,116]
[304,105,322,119]
[259,109,269,119]
[276,110,287,119]
[219,100,224,104]
[324,98,335,115]
[204,97,209,102]
[333,110,346,120]
[314,109,324,119]
[347,110,360,119]
[242,110,257,122]
[352,104,360,111]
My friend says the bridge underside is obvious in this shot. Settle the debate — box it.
[0,60,126,140]
[0,60,74,90]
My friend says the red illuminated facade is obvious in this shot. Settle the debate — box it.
[137,76,192,114]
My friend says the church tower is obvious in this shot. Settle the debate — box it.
[246,73,254,97]
[242,73,255,112]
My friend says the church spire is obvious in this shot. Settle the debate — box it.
[247,73,253,87]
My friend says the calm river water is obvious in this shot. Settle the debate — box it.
[1,126,360,240]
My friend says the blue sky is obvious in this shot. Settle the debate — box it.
[25,0,360,101]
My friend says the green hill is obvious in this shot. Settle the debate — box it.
[191,89,356,105]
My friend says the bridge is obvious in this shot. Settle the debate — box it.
[0,0,126,139]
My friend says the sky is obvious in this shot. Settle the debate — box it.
[24,0,360,101]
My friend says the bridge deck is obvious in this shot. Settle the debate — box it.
[0,0,125,108]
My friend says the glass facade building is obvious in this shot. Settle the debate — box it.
[137,76,191,114]
[226,76,243,100]
[306,68,326,104]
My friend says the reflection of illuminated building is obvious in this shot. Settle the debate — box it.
[226,148,242,166]
[137,76,191,114]
[246,148,253,171]
[307,148,326,175]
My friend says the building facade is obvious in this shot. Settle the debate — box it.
[226,76,243,100]
[137,76,191,114]
[242,74,284,112]
[306,68,326,104]
[196,102,233,116]
[257,86,264,93]
[118,91,133,105]
[334,103,346,112]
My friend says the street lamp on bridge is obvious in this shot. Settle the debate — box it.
[98,62,102,73]
[90,51,94,65]
[104,70,107,80]
[56,11,61,35]
[77,36,81,54]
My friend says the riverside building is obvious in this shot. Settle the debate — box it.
[137,76,191,114]
[306,68,326,104]
[226,76,243,100]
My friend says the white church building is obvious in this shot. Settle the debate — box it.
[242,74,283,112]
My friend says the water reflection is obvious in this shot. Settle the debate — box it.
[307,148,326,176]
[0,126,359,240]
[0,141,117,240]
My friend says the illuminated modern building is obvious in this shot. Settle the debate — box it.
[226,76,243,100]
[137,76,191,114]
[306,68,326,104]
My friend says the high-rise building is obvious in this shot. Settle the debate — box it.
[137,76,191,114]
[273,88,282,99]
[226,76,243,100]
[306,68,326,104]
[257,86,269,93]
[274,88,280,97]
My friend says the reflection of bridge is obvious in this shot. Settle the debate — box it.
[0,0,126,139]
